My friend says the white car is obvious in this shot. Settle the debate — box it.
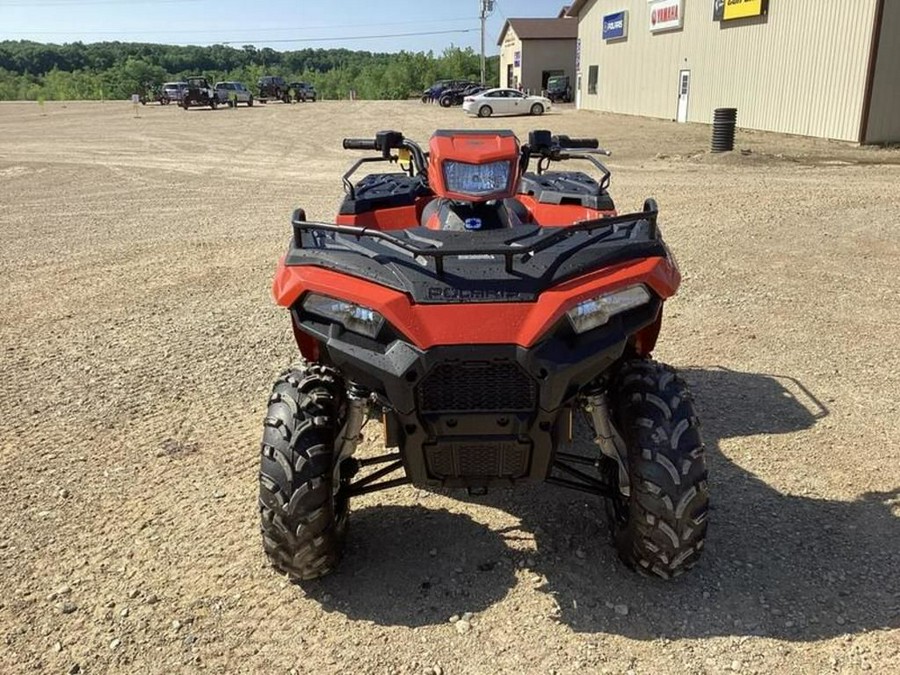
[463,88,552,118]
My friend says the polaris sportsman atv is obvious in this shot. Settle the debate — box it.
[259,129,709,581]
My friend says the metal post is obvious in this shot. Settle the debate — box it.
[480,0,494,87]
[480,0,486,86]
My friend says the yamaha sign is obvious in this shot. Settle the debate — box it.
[603,10,628,41]
[649,0,684,33]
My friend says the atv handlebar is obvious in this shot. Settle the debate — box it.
[342,138,378,151]
[341,130,612,195]
[554,135,600,150]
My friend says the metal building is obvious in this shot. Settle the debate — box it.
[497,15,578,93]
[567,0,900,143]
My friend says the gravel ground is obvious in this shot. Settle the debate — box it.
[0,100,898,674]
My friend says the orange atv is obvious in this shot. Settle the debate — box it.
[259,129,709,581]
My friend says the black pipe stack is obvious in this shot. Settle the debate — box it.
[711,108,737,153]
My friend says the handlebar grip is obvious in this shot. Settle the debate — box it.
[342,138,378,150]
[556,135,600,149]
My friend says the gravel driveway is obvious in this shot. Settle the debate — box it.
[0,100,898,674]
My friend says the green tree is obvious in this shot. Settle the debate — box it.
[0,40,502,101]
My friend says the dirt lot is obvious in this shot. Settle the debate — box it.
[1,100,898,674]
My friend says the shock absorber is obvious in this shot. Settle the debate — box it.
[585,393,630,496]
[337,382,371,465]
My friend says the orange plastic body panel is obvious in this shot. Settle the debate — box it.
[516,194,616,227]
[335,198,429,231]
[334,184,617,231]
[383,195,618,231]
[428,132,520,202]
[273,255,680,350]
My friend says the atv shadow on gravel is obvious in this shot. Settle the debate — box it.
[305,504,517,627]
[517,366,899,641]
[303,367,899,640]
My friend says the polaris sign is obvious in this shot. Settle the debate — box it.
[603,10,628,41]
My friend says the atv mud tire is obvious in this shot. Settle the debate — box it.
[258,365,350,581]
[606,359,709,578]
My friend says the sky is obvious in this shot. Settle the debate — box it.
[0,0,568,54]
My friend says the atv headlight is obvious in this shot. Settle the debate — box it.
[303,294,385,339]
[443,160,510,196]
[566,285,651,334]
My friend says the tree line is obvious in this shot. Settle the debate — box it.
[0,40,499,101]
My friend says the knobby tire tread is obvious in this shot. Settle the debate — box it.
[609,359,710,579]
[258,365,347,581]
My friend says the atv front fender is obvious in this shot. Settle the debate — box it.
[271,255,680,350]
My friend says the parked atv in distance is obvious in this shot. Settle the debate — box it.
[259,128,709,582]
[181,77,219,110]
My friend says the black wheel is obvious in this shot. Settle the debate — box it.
[248,96,254,107]
[258,365,350,580]
[530,103,544,116]
[421,94,430,103]
[478,105,493,118]
[182,98,190,110]
[439,95,452,108]
[606,359,709,578]
[210,98,218,110]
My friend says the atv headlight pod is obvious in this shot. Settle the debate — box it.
[566,285,652,334]
[443,160,511,197]
[303,293,385,339]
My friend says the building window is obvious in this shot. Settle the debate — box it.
[588,66,599,95]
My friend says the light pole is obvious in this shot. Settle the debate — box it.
[480,0,494,86]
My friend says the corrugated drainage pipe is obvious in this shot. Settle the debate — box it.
[711,108,737,153]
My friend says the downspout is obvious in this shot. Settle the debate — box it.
[858,0,885,144]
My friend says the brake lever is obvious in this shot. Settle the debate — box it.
[567,148,612,157]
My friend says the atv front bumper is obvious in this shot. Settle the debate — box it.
[293,300,661,489]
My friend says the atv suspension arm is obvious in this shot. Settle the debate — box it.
[345,453,410,497]
[546,453,617,498]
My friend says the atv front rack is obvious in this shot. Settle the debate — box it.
[291,201,659,276]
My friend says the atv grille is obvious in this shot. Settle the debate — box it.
[417,360,536,413]
[425,440,530,479]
